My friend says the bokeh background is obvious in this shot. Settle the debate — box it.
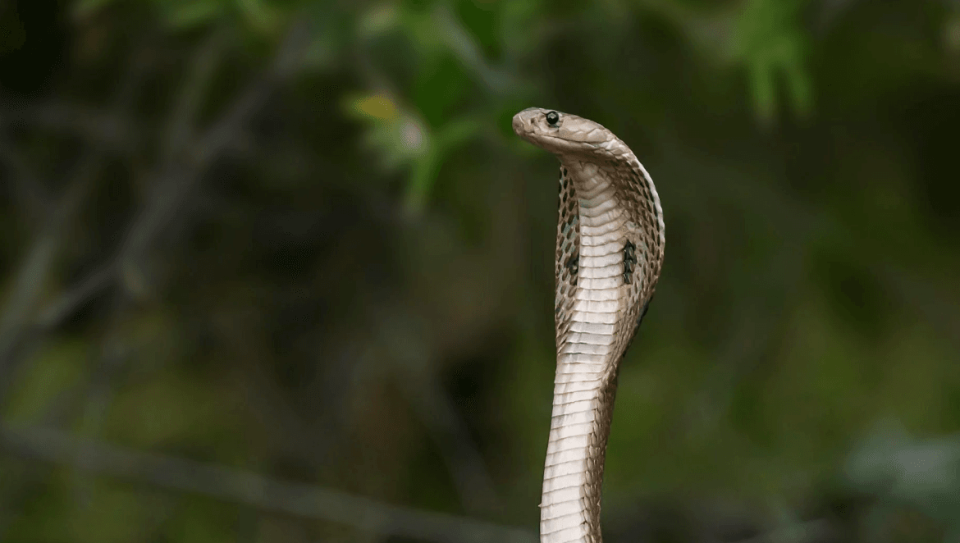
[1,0,959,542]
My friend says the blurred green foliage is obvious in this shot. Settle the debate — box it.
[1,0,959,542]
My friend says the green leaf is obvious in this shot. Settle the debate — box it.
[404,117,481,213]
[74,0,120,18]
[731,0,813,122]
[161,0,227,29]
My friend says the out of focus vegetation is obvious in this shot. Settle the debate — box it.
[1,0,959,542]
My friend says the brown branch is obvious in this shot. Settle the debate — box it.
[0,101,135,152]
[0,156,100,387]
[161,25,229,163]
[35,263,117,329]
[0,132,50,224]
[0,424,535,543]
[118,20,312,290]
[0,32,156,402]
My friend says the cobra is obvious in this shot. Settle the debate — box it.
[513,108,666,543]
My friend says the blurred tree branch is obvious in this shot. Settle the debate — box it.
[1,18,312,394]
[0,157,103,402]
[0,30,156,403]
[118,19,312,293]
[0,100,137,154]
[370,304,501,514]
[0,132,50,226]
[0,423,535,543]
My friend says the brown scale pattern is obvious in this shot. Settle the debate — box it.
[555,166,580,349]
[611,155,663,351]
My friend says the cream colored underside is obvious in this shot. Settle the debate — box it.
[541,164,626,543]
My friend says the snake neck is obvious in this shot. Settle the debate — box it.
[541,162,633,543]
[540,367,619,543]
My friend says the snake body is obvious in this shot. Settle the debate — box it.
[513,108,665,543]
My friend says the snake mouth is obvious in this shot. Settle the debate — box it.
[511,110,538,138]
[516,129,601,156]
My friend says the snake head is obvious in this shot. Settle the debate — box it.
[512,107,614,157]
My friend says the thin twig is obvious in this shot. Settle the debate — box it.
[23,21,310,329]
[0,424,536,543]
[68,290,136,503]
[35,263,117,329]
[0,132,50,223]
[119,20,312,286]
[61,18,315,504]
[371,304,500,514]
[0,155,100,388]
[192,20,310,166]
[399,372,501,512]
[0,32,156,402]
[0,101,134,152]
[161,25,229,163]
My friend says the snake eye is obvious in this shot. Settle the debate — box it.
[545,111,560,126]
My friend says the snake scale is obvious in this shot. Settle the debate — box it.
[513,108,666,543]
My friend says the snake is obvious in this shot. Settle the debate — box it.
[512,108,666,543]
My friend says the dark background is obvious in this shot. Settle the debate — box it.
[1,1,959,542]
